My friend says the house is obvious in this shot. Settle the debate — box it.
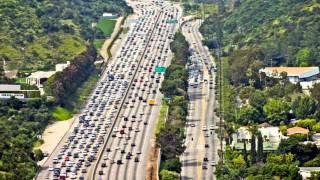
[0,84,24,99]
[299,167,320,180]
[4,70,18,79]
[102,13,117,19]
[55,61,70,72]
[231,124,283,151]
[259,67,320,84]
[26,71,55,88]
[287,127,309,136]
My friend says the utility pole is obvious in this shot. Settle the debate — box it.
[217,45,223,165]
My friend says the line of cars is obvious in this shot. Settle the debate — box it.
[45,2,163,179]
[95,1,180,179]
[182,20,218,178]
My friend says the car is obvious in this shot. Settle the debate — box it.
[210,125,217,130]
[202,162,208,170]
[205,144,209,148]
[117,160,122,165]
[48,166,54,171]
[211,161,216,166]
[203,157,208,162]
[202,126,207,131]
[81,169,87,173]
[134,157,139,162]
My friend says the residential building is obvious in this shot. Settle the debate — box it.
[299,167,320,180]
[55,61,70,72]
[102,13,117,19]
[231,124,283,151]
[0,84,40,99]
[0,84,24,99]
[259,67,320,84]
[287,127,309,136]
[26,71,55,88]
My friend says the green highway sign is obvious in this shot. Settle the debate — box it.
[155,66,167,73]
[166,19,178,24]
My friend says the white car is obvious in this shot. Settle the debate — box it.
[202,126,207,131]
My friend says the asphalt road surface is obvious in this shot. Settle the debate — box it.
[181,19,219,180]
[93,1,182,180]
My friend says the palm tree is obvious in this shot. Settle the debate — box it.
[248,124,259,164]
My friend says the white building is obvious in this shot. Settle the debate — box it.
[102,13,117,19]
[0,84,24,99]
[259,67,320,84]
[26,71,55,88]
[55,61,70,72]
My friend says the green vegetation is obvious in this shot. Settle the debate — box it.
[0,0,132,71]
[94,39,105,49]
[0,97,52,179]
[200,0,320,67]
[197,0,320,178]
[97,19,116,36]
[155,102,169,135]
[157,32,190,179]
[52,106,72,121]
[72,67,100,111]
[45,46,97,107]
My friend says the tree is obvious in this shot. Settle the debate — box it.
[160,170,179,180]
[243,140,248,164]
[311,83,320,103]
[249,125,258,164]
[257,132,264,162]
[33,149,44,161]
[295,118,317,129]
[161,158,182,173]
[156,125,185,160]
[278,138,319,165]
[296,48,315,66]
[292,96,317,119]
[263,98,290,125]
[249,90,267,111]
[236,105,261,125]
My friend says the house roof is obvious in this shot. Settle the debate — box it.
[287,127,309,135]
[259,122,272,128]
[27,71,55,79]
[4,70,18,78]
[260,67,319,79]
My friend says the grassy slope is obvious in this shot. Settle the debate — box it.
[201,0,320,66]
[0,0,131,72]
[52,106,73,121]
[97,19,116,36]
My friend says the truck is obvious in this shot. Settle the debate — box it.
[148,99,156,105]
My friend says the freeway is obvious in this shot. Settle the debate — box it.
[181,19,219,180]
[94,0,182,180]
[36,0,181,179]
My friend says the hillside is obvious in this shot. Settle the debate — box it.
[200,0,320,67]
[0,0,132,72]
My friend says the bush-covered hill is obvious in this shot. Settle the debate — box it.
[200,0,320,67]
[0,0,132,71]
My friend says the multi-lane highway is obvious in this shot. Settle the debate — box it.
[36,0,181,179]
[93,1,181,179]
[181,19,219,180]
